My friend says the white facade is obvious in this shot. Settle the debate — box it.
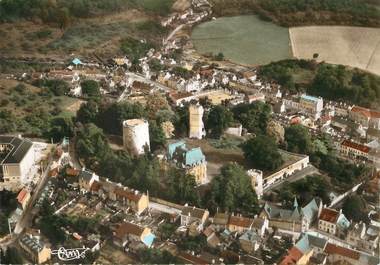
[247,169,263,199]
[0,138,35,191]
[189,105,205,139]
[123,119,150,156]
[263,154,309,190]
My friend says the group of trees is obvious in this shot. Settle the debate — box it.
[205,163,259,216]
[272,175,331,207]
[243,135,283,171]
[211,0,380,27]
[308,64,380,109]
[259,59,380,109]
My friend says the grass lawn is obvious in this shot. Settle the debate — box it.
[138,0,174,15]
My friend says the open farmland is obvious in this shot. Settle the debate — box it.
[290,26,380,76]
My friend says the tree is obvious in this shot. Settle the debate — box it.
[206,163,259,215]
[158,223,177,240]
[0,247,23,265]
[232,102,272,135]
[166,168,200,206]
[243,135,283,171]
[48,116,74,142]
[81,80,100,98]
[214,52,224,61]
[138,249,178,264]
[149,120,166,152]
[76,123,111,167]
[77,100,99,124]
[342,195,369,223]
[173,105,189,137]
[285,124,313,154]
[266,120,285,143]
[145,93,170,120]
[206,105,233,138]
[96,102,146,135]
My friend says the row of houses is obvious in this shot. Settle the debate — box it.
[280,232,379,265]
[78,170,149,215]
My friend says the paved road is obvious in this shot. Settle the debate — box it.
[264,165,319,192]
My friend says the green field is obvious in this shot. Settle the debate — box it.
[191,15,291,66]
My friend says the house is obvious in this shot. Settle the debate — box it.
[347,222,379,254]
[252,217,269,237]
[89,178,149,215]
[318,207,350,238]
[19,234,51,264]
[0,136,35,191]
[167,141,207,185]
[349,106,380,129]
[239,230,261,253]
[279,234,327,265]
[340,140,370,160]
[227,215,254,233]
[17,188,31,210]
[212,212,229,230]
[78,170,99,193]
[261,198,321,233]
[113,222,155,248]
[299,94,324,120]
[180,205,209,231]
[262,152,309,190]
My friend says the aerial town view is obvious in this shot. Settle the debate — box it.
[0,0,380,264]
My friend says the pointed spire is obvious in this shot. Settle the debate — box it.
[293,197,299,208]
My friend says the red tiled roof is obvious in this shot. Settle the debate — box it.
[169,91,193,101]
[279,247,303,265]
[341,140,370,153]
[90,181,102,192]
[324,243,360,260]
[114,187,143,202]
[319,208,339,223]
[66,168,80,176]
[178,252,208,265]
[351,106,380,119]
[114,222,145,239]
[228,216,253,228]
[17,188,28,204]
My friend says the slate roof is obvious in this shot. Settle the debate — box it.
[185,147,205,166]
[239,230,260,243]
[168,141,186,159]
[0,136,33,164]
[19,234,45,254]
[78,170,94,182]
[168,141,206,166]
[264,198,319,223]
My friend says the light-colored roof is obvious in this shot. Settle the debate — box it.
[123,119,147,127]
[185,147,205,166]
[181,206,208,219]
[301,94,321,103]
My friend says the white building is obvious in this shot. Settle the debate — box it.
[0,136,35,191]
[247,169,263,199]
[189,104,206,139]
[123,119,150,156]
[299,94,324,119]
